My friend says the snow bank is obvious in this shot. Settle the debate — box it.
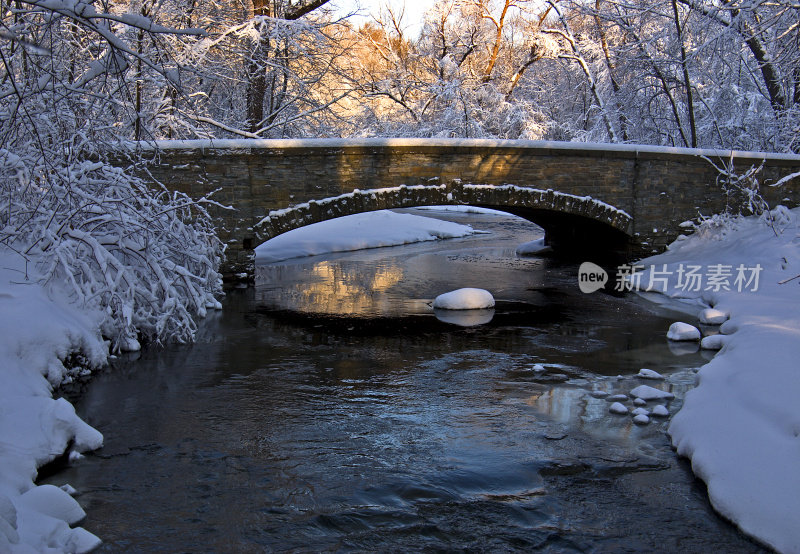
[255,210,478,263]
[636,207,800,553]
[0,250,106,552]
[432,288,495,310]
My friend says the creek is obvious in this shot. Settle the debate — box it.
[46,208,765,552]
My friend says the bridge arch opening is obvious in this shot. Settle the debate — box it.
[252,184,634,265]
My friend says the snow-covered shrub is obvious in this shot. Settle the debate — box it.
[702,155,771,216]
[674,212,742,244]
[0,150,223,352]
[0,0,226,353]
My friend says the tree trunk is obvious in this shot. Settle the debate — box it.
[671,0,696,147]
[593,0,628,141]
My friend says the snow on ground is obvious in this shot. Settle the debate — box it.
[255,209,479,262]
[635,207,800,553]
[0,249,106,552]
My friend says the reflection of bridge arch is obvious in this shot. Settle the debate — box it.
[254,183,633,258]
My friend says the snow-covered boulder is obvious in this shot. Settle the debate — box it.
[667,321,701,341]
[701,334,727,350]
[630,384,675,401]
[432,288,495,310]
[637,368,665,380]
[699,308,730,325]
[651,405,669,417]
[516,238,552,256]
[606,394,628,402]
[633,414,650,425]
[609,402,628,414]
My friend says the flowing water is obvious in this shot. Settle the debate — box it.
[47,209,766,552]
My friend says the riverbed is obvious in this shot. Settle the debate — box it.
[45,209,766,552]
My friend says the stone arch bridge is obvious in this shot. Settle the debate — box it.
[135,139,800,279]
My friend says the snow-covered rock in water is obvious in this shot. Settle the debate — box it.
[667,321,701,341]
[633,414,650,425]
[609,402,628,415]
[606,394,628,402]
[634,397,647,406]
[516,238,551,256]
[651,405,670,417]
[589,390,609,398]
[637,368,665,380]
[701,334,727,350]
[59,484,78,496]
[699,308,730,325]
[532,364,546,373]
[630,385,675,401]
[432,288,495,310]
[632,407,650,416]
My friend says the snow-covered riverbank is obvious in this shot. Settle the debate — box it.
[0,252,106,552]
[636,207,800,553]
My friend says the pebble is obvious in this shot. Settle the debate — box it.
[609,402,629,415]
[637,368,665,380]
[606,394,629,402]
[651,405,670,417]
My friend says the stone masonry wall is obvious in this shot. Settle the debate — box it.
[132,139,800,277]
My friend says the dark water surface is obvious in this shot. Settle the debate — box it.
[47,209,765,552]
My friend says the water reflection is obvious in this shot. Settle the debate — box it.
[434,307,495,326]
[255,259,408,316]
